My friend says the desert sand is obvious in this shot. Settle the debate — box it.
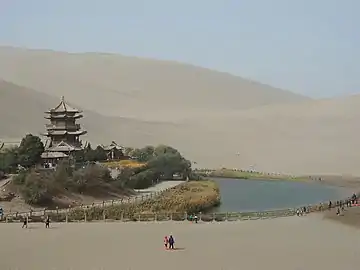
[1,46,360,175]
[0,215,358,270]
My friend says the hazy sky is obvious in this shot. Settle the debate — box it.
[1,0,359,98]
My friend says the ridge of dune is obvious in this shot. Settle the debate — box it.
[0,46,309,121]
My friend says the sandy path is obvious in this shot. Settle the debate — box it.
[0,215,358,270]
[135,180,184,193]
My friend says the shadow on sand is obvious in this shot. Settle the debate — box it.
[25,226,59,230]
[166,247,185,251]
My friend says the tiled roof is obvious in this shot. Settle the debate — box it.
[101,141,124,151]
[46,96,81,113]
[46,141,82,152]
[41,151,69,159]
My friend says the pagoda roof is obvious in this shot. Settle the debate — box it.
[45,113,83,119]
[101,141,124,151]
[46,96,82,114]
[43,130,87,136]
[47,141,83,152]
[41,151,69,159]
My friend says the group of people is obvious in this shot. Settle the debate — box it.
[164,235,175,250]
[22,216,51,229]
[296,206,309,216]
[188,214,198,223]
[295,193,359,217]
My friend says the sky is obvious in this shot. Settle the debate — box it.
[0,0,359,98]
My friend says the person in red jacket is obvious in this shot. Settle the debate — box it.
[164,236,169,249]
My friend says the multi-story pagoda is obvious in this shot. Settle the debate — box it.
[41,96,87,161]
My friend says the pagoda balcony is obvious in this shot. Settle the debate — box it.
[46,123,81,130]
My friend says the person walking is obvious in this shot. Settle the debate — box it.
[164,236,169,249]
[168,235,175,250]
[22,216,28,229]
[45,216,50,228]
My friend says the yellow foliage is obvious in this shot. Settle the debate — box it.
[101,160,146,169]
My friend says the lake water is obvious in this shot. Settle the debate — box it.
[210,178,350,212]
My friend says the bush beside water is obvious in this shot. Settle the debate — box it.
[63,180,221,221]
[196,168,305,181]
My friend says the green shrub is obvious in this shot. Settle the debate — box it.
[13,171,28,185]
[20,170,54,205]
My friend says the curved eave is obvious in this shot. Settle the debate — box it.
[44,114,83,119]
[67,131,87,135]
[43,131,87,136]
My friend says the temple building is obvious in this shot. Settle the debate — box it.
[100,141,125,160]
[41,96,87,163]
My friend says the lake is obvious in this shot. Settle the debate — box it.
[209,178,350,212]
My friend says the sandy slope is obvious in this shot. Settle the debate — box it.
[0,216,358,270]
[0,80,189,147]
[0,46,308,121]
[3,80,358,174]
[1,47,360,174]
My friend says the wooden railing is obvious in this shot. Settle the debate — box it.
[1,188,169,220]
[1,189,357,224]
[1,208,297,223]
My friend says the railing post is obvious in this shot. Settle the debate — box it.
[138,214,141,222]
[225,212,228,221]
[170,213,173,221]
[65,211,68,223]
[199,212,202,221]
[154,213,157,222]
[213,212,216,222]
[103,209,106,222]
[184,212,187,221]
[84,210,87,223]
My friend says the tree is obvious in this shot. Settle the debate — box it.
[72,164,112,192]
[148,152,191,179]
[115,167,134,188]
[84,145,107,162]
[128,169,157,189]
[17,134,44,168]
[73,149,85,163]
[0,147,18,173]
[154,144,179,156]
[21,170,54,205]
[123,147,134,156]
[94,146,107,161]
[130,145,155,162]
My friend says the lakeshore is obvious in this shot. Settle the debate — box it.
[197,168,360,188]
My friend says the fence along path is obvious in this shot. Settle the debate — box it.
[3,208,297,223]
[3,180,185,219]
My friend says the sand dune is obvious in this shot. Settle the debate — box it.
[0,80,189,147]
[1,47,360,175]
[0,46,309,121]
[0,216,359,270]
